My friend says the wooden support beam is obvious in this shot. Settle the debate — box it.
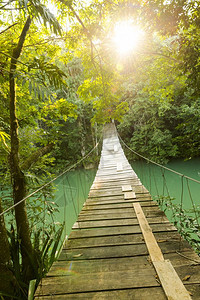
[133,203,164,262]
[133,202,192,300]
[153,260,192,300]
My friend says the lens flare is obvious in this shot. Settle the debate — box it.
[113,21,144,55]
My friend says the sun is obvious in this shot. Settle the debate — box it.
[113,21,144,55]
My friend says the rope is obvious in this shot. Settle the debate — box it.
[118,133,200,185]
[186,178,200,226]
[0,138,101,217]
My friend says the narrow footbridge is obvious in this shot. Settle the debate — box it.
[35,123,200,299]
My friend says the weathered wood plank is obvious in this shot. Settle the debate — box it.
[85,197,153,206]
[122,185,132,192]
[78,209,166,220]
[153,260,192,299]
[117,162,123,171]
[73,216,170,229]
[35,268,160,296]
[91,186,148,193]
[35,262,200,297]
[78,207,168,217]
[91,180,143,189]
[82,202,157,211]
[67,231,188,249]
[48,250,200,277]
[35,123,200,300]
[124,191,136,199]
[33,285,200,300]
[48,256,156,276]
[133,202,164,262]
[34,287,167,300]
[69,223,177,239]
[59,240,191,261]
[87,195,152,202]
[134,202,193,300]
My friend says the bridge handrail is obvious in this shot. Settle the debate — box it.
[0,137,102,217]
[118,133,200,185]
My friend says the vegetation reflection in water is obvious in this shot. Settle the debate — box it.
[132,158,200,252]
[53,168,97,237]
[53,158,200,235]
[52,159,200,251]
[132,158,200,209]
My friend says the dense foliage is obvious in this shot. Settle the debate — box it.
[0,0,199,298]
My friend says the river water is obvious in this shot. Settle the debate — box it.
[54,168,96,237]
[54,158,200,238]
[132,157,200,212]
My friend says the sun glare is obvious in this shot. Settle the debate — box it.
[113,21,144,55]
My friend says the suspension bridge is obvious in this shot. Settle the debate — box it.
[35,123,200,299]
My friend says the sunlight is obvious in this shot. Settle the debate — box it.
[113,21,144,55]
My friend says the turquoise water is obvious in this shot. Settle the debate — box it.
[2,158,199,239]
[53,158,199,240]
[0,168,96,240]
[53,168,96,237]
[132,158,200,251]
[132,158,200,211]
[2,157,199,250]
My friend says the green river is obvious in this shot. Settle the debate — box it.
[54,158,200,238]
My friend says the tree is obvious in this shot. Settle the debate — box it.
[0,0,200,296]
[0,0,78,296]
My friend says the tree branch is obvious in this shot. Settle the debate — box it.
[0,22,18,35]
[21,143,54,171]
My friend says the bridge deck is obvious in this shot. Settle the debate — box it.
[35,123,200,299]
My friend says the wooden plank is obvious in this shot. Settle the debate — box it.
[49,256,154,276]
[164,250,200,266]
[153,260,192,300]
[73,216,170,229]
[117,162,123,171]
[85,198,153,206]
[82,202,156,210]
[66,233,191,251]
[91,180,142,188]
[133,202,165,262]
[36,123,200,300]
[78,209,166,220]
[87,194,151,201]
[60,241,191,261]
[35,268,160,296]
[34,287,167,300]
[69,223,177,239]
[133,202,192,300]
[124,191,136,199]
[91,184,147,192]
[122,185,132,192]
[49,251,200,277]
[33,285,200,300]
[63,241,191,259]
[95,173,136,179]
[35,261,199,297]
[92,179,141,187]
[79,206,167,217]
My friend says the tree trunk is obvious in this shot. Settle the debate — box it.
[9,16,35,280]
[0,198,16,297]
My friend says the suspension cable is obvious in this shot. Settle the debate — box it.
[0,138,101,217]
[118,133,200,185]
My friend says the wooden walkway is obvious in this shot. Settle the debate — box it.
[35,123,200,299]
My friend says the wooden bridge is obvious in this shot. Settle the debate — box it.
[35,123,200,299]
